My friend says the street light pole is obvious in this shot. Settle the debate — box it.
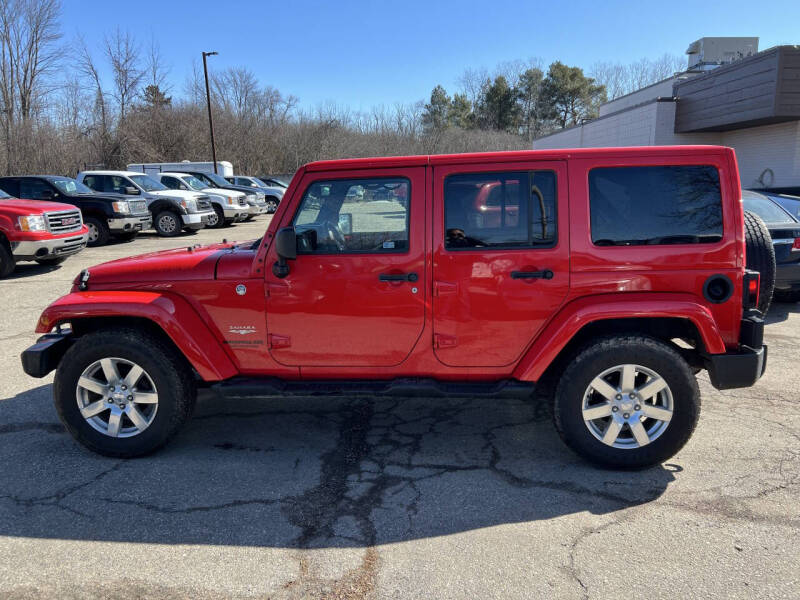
[202,51,219,174]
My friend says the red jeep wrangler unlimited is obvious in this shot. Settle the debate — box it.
[21,146,767,468]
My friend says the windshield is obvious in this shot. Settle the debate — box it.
[253,178,272,188]
[184,175,208,191]
[204,172,230,187]
[742,193,795,224]
[52,178,94,195]
[130,174,167,192]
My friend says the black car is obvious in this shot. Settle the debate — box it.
[258,175,290,189]
[743,190,800,303]
[0,176,152,246]
[767,192,800,221]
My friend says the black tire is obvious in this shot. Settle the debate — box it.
[744,211,776,315]
[265,197,279,214]
[0,242,15,278]
[35,256,68,266]
[774,289,800,303]
[154,210,182,237]
[54,328,196,457]
[244,215,255,222]
[208,205,225,229]
[553,335,700,469]
[85,217,110,247]
[114,231,138,242]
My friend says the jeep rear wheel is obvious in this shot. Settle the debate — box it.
[54,328,196,457]
[554,335,700,469]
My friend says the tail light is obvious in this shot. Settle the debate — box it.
[743,270,760,310]
[792,237,800,251]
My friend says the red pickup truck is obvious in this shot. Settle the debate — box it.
[0,187,89,278]
[21,146,769,468]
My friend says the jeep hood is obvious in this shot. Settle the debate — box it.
[81,242,238,285]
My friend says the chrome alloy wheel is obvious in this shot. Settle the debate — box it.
[265,199,278,213]
[158,213,178,234]
[582,363,673,449]
[76,357,159,438]
[87,222,99,243]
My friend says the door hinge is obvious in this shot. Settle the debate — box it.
[434,281,458,297]
[268,334,291,349]
[434,333,457,348]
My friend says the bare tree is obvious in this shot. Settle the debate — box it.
[104,28,143,122]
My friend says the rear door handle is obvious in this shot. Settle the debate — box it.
[511,270,554,280]
[379,272,418,282]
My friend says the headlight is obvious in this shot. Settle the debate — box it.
[226,196,235,205]
[18,215,47,232]
[112,201,130,214]
[180,199,196,211]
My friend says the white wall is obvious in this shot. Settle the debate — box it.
[534,100,800,187]
[720,121,800,188]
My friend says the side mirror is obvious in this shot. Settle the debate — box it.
[125,186,140,195]
[338,213,353,235]
[272,226,297,278]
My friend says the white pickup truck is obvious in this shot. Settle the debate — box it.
[155,172,248,228]
[77,171,216,236]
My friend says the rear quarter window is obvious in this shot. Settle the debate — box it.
[589,165,723,246]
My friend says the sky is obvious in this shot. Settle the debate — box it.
[61,0,800,111]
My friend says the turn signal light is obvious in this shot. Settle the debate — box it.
[792,237,800,251]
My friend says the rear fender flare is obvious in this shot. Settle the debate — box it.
[36,291,237,381]
[512,293,727,382]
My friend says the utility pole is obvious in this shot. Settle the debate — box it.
[202,51,219,174]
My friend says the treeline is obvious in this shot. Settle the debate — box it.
[0,0,685,177]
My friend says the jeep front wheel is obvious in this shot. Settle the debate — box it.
[53,328,196,457]
[554,335,700,468]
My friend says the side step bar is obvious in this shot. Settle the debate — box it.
[210,377,535,400]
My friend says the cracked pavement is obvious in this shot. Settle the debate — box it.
[1,218,799,599]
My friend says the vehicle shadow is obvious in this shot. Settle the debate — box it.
[764,300,800,325]
[0,383,677,550]
[5,261,65,280]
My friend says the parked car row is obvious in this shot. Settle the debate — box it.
[743,190,800,303]
[0,168,283,278]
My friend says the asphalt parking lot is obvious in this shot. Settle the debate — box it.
[1,217,798,599]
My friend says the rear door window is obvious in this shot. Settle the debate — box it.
[589,165,723,245]
[444,171,557,249]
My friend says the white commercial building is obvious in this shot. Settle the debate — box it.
[534,38,800,189]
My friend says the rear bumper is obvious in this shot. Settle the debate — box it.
[704,312,767,390]
[21,333,74,378]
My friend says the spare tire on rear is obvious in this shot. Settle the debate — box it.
[744,210,776,315]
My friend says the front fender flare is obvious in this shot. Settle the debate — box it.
[512,293,727,382]
[36,291,237,381]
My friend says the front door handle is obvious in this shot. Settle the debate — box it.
[511,269,554,280]
[379,272,418,282]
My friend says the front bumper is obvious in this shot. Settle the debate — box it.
[181,211,215,229]
[109,214,152,233]
[21,332,74,378]
[704,312,767,390]
[12,232,89,261]
[222,206,247,219]
[247,203,268,216]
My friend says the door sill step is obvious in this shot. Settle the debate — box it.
[210,377,535,400]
